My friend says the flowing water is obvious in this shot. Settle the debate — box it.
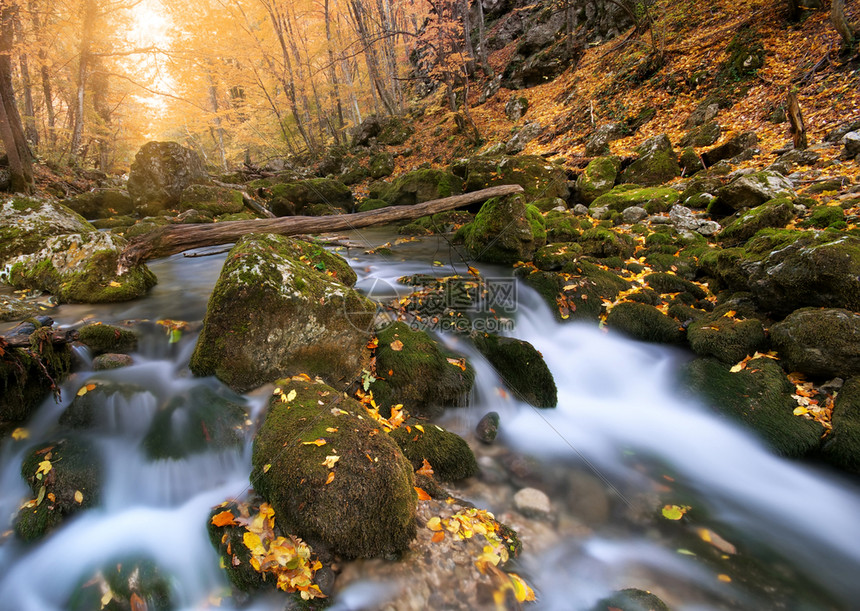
[2,230,860,610]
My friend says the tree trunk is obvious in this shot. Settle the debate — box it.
[12,10,38,146]
[831,0,855,49]
[324,0,345,140]
[29,0,55,146]
[787,90,807,150]
[0,0,33,192]
[207,70,228,172]
[477,0,491,75]
[119,184,524,267]
[69,0,96,165]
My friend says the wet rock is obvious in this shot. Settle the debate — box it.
[370,322,475,418]
[566,470,610,526]
[821,377,860,473]
[251,378,417,558]
[463,193,545,264]
[7,232,157,304]
[576,156,621,204]
[718,198,796,245]
[513,487,551,518]
[67,556,174,611]
[190,234,372,392]
[78,323,138,355]
[15,436,102,541]
[606,302,685,344]
[619,134,681,187]
[389,421,478,481]
[687,315,767,365]
[91,353,134,370]
[594,588,669,611]
[683,357,824,457]
[476,411,501,444]
[471,332,557,407]
[770,308,860,379]
[0,196,94,263]
[716,170,795,210]
[127,141,207,214]
[60,379,157,433]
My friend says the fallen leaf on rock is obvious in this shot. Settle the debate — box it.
[302,438,327,447]
[415,487,431,500]
[661,504,690,520]
[390,339,404,351]
[321,455,340,468]
[11,428,28,441]
[74,490,84,504]
[416,458,434,475]
[211,510,237,527]
[325,471,335,485]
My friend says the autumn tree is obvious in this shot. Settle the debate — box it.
[0,0,34,192]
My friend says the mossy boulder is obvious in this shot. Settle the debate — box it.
[142,385,248,460]
[643,272,707,300]
[687,315,767,364]
[682,357,824,457]
[451,155,570,200]
[534,242,583,271]
[15,436,102,541]
[590,185,680,214]
[60,379,157,432]
[605,302,685,344]
[251,379,417,558]
[370,322,475,418]
[206,500,267,593]
[124,217,171,239]
[64,188,135,219]
[716,171,795,211]
[718,198,795,245]
[0,196,94,263]
[127,141,208,214]
[267,179,353,216]
[770,308,860,379]
[702,131,759,167]
[821,377,860,473]
[463,194,546,264]
[576,156,620,204]
[680,120,721,148]
[372,169,463,207]
[545,210,583,242]
[803,204,845,229]
[471,332,557,407]
[190,234,373,392]
[77,323,138,355]
[579,227,635,259]
[389,421,478,481]
[619,134,681,186]
[67,556,173,611]
[179,184,245,215]
[7,232,157,304]
[90,215,137,230]
[92,353,134,370]
[357,198,389,213]
[1,325,72,423]
[369,152,395,179]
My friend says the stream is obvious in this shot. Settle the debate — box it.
[2,228,860,610]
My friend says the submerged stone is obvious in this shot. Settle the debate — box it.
[77,323,138,355]
[472,332,557,407]
[67,556,174,611]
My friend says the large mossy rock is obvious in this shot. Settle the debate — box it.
[370,322,475,418]
[63,188,134,220]
[683,357,824,457]
[15,436,102,541]
[142,385,248,460]
[716,171,795,211]
[60,379,157,433]
[605,302,685,344]
[179,184,245,215]
[451,155,570,200]
[389,421,478,481]
[471,332,557,407]
[371,169,463,207]
[718,198,795,245]
[578,227,635,259]
[618,134,681,186]
[589,184,679,214]
[7,232,157,303]
[770,308,860,379]
[821,377,860,473]
[267,178,352,216]
[0,196,94,263]
[463,193,546,264]
[251,379,417,558]
[77,323,138,355]
[687,315,767,365]
[127,141,207,214]
[576,156,620,204]
[190,234,373,392]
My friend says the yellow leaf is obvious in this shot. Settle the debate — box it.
[263,463,272,473]
[325,471,335,485]
[390,339,404,351]
[414,424,425,433]
[729,361,747,373]
[325,427,338,433]
[47,492,56,503]
[77,386,89,397]
[723,310,736,318]
[11,428,28,441]
[426,516,442,531]
[302,438,327,446]
[321,455,340,468]
[446,357,467,371]
[243,531,264,555]
[718,574,732,583]
[509,572,536,602]
[211,510,236,527]
[416,458,434,475]
[661,504,690,520]
[108,281,122,288]
[793,406,808,416]
[100,590,113,608]
[36,460,52,476]
[285,389,297,402]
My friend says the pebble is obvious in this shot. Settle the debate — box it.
[475,411,500,444]
[513,487,551,518]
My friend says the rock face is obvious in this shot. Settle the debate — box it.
[717,170,795,210]
[251,379,417,558]
[505,121,542,154]
[770,308,860,379]
[190,234,373,393]
[7,232,157,303]
[127,141,207,214]
[463,193,546,264]
[0,197,94,263]
[63,188,134,219]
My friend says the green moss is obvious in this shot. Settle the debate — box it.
[821,377,860,473]
[389,422,478,481]
[453,155,569,200]
[60,380,152,429]
[251,380,417,558]
[590,185,679,213]
[471,332,557,407]
[375,169,463,206]
[606,302,685,344]
[534,242,583,271]
[682,357,824,457]
[803,205,844,229]
[357,198,389,212]
[78,323,138,355]
[464,194,546,264]
[545,211,581,242]
[687,315,766,364]
[718,198,795,245]
[67,557,173,611]
[207,500,267,592]
[576,156,621,204]
[0,338,71,423]
[578,227,635,259]
[644,273,707,299]
[371,322,474,417]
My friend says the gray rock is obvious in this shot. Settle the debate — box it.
[513,487,551,518]
[702,131,758,167]
[476,411,501,444]
[669,204,700,232]
[127,141,207,214]
[590,205,611,220]
[844,131,860,159]
[696,220,722,236]
[717,171,796,210]
[585,123,623,157]
[505,95,529,122]
[572,204,590,216]
[622,206,648,223]
[506,122,543,154]
[770,308,860,379]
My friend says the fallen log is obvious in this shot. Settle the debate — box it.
[211,179,277,218]
[119,184,524,267]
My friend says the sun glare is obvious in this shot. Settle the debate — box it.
[126,0,173,136]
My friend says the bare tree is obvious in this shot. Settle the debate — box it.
[0,0,34,192]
